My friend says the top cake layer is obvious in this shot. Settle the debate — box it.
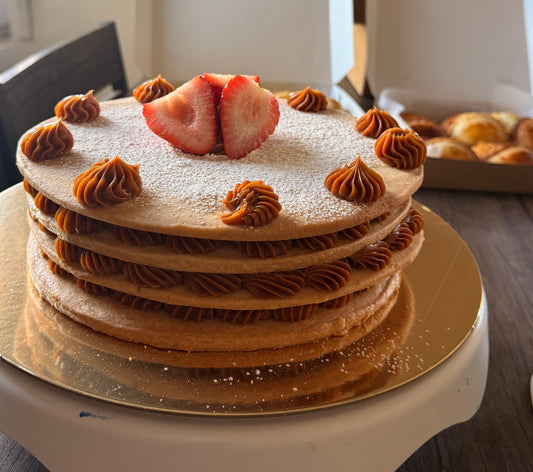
[17,98,423,241]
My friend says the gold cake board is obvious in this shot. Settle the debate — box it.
[0,184,483,416]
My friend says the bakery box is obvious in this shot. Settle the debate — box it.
[364,0,533,193]
[377,85,533,194]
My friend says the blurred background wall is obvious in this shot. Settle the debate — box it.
[0,0,530,98]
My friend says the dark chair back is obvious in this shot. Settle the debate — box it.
[0,21,128,191]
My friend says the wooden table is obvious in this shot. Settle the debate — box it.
[1,188,532,471]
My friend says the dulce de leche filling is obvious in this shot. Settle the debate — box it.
[41,208,422,302]
[73,155,142,207]
[54,90,100,122]
[287,87,328,112]
[40,248,389,325]
[133,75,175,104]
[355,107,399,139]
[24,178,402,260]
[20,119,74,162]
[325,156,386,203]
[220,181,281,227]
[375,128,427,169]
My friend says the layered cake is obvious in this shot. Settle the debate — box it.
[16,74,426,368]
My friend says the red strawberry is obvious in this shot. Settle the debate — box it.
[201,73,260,103]
[220,75,279,159]
[142,75,217,155]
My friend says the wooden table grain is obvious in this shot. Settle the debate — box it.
[1,188,532,471]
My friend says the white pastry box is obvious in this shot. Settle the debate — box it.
[364,0,533,193]
[146,0,362,115]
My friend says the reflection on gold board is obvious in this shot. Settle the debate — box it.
[1,184,483,416]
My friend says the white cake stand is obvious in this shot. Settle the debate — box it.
[0,185,489,471]
[0,291,487,472]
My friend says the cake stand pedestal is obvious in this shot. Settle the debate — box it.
[0,291,488,472]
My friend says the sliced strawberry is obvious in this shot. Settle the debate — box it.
[142,75,217,155]
[220,75,279,159]
[201,73,260,103]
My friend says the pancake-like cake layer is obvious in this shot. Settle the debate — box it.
[17,98,423,241]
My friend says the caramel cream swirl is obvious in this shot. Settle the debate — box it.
[217,309,263,324]
[124,262,181,289]
[80,249,123,275]
[325,156,386,202]
[355,107,399,138]
[383,222,413,251]
[115,292,163,311]
[349,241,392,271]
[38,222,55,236]
[375,127,427,169]
[243,271,305,299]
[182,273,242,297]
[271,304,317,322]
[114,226,165,246]
[48,260,68,277]
[287,86,328,112]
[237,240,291,259]
[73,156,142,208]
[20,119,73,162]
[169,235,220,255]
[338,221,370,240]
[54,90,100,122]
[34,192,59,216]
[295,233,338,251]
[55,207,103,234]
[77,278,111,296]
[133,75,175,103]
[23,178,38,197]
[54,238,80,262]
[220,181,281,227]
[304,260,352,291]
[166,305,215,322]
[406,207,424,234]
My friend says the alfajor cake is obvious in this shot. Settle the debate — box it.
[16,74,426,365]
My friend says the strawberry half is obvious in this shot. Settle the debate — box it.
[220,75,280,159]
[142,75,217,155]
[201,73,260,104]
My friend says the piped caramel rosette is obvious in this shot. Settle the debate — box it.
[287,87,328,112]
[375,128,427,169]
[325,156,386,202]
[73,156,142,207]
[54,90,100,122]
[133,75,175,103]
[355,107,399,138]
[20,119,74,162]
[220,181,281,226]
